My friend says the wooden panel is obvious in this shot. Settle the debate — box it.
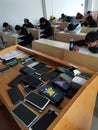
[32,41,64,60]
[52,21,69,31]
[64,49,98,72]
[48,74,98,130]
[55,32,85,43]
[81,27,98,33]
[0,32,18,47]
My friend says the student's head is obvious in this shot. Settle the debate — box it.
[85,31,98,47]
[61,13,65,18]
[87,11,92,15]
[67,23,78,31]
[39,17,46,25]
[15,25,21,34]
[76,12,83,19]
[24,18,29,24]
[3,22,10,30]
[68,23,75,31]
[85,11,93,17]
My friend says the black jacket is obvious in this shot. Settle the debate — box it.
[23,22,34,28]
[18,27,34,46]
[39,20,52,38]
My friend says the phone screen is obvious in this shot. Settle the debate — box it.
[24,91,50,110]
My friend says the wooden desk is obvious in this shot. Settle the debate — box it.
[64,47,98,72]
[32,38,67,59]
[51,21,69,31]
[0,45,98,130]
[81,27,98,33]
[32,39,98,71]
[0,31,23,47]
[55,31,86,43]
[51,25,60,37]
[28,28,44,39]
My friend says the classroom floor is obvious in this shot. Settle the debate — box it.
[0,105,20,130]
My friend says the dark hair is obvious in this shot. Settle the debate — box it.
[24,18,29,23]
[3,22,9,27]
[87,11,92,14]
[61,13,65,18]
[15,25,21,30]
[76,12,83,19]
[68,23,78,31]
[85,31,98,43]
[40,17,46,24]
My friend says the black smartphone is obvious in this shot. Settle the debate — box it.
[29,108,58,130]
[20,66,35,75]
[24,91,50,111]
[22,75,43,89]
[32,62,46,71]
[11,103,38,127]
[35,65,52,76]
[0,66,10,73]
[41,70,60,81]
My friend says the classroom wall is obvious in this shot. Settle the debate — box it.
[0,0,43,28]
[92,0,98,11]
[87,0,93,11]
[0,0,97,29]
[44,0,85,19]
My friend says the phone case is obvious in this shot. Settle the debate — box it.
[60,73,73,84]
[51,77,71,93]
[29,108,58,130]
[8,86,24,104]
[20,66,35,75]
[35,65,52,76]
[41,70,60,81]
[24,91,50,111]
[22,75,43,89]
[39,83,64,106]
[32,62,46,71]
[8,74,26,87]
[11,103,38,127]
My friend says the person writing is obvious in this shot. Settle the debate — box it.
[74,31,98,53]
[39,17,53,38]
[15,25,34,46]
[23,18,34,28]
[3,22,14,32]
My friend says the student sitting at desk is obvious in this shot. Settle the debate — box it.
[3,22,14,32]
[39,17,53,38]
[60,13,67,22]
[64,23,81,34]
[23,18,34,28]
[76,12,84,20]
[81,16,97,27]
[74,31,98,53]
[15,25,34,46]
